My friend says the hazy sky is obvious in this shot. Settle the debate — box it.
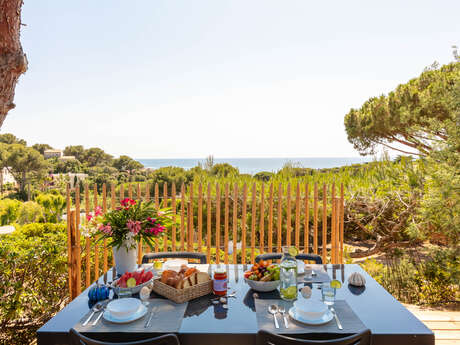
[3,0,459,158]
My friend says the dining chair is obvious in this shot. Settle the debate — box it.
[255,253,323,264]
[256,329,371,345]
[69,328,180,345]
[141,251,207,264]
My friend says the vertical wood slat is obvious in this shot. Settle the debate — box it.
[232,183,238,264]
[215,183,221,264]
[102,184,108,272]
[304,184,309,254]
[206,183,212,262]
[241,184,247,264]
[180,184,185,252]
[286,183,291,247]
[335,198,341,264]
[187,200,193,252]
[145,183,150,201]
[69,210,78,300]
[154,183,159,208]
[331,183,336,263]
[66,185,72,297]
[198,183,203,252]
[85,184,90,287]
[340,184,344,264]
[331,197,336,264]
[93,185,99,280]
[128,183,133,199]
[295,183,300,249]
[188,183,194,252]
[171,183,176,252]
[322,184,327,264]
[313,183,318,255]
[250,183,256,264]
[268,184,274,254]
[224,183,229,264]
[120,184,125,200]
[137,184,143,264]
[259,183,265,253]
[75,185,81,295]
[277,183,282,253]
[163,183,168,252]
[111,184,116,267]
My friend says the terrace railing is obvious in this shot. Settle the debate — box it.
[66,182,344,300]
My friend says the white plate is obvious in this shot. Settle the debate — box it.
[288,306,333,325]
[103,304,147,324]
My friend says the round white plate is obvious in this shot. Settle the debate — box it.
[288,306,334,325]
[103,304,147,324]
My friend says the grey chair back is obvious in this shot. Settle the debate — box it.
[70,328,180,345]
[257,329,371,345]
[142,251,207,264]
[255,253,322,264]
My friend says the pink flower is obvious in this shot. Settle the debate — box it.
[98,223,112,235]
[127,220,141,234]
[86,213,93,222]
[94,206,103,217]
[121,198,136,208]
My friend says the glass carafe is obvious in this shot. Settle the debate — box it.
[279,246,298,301]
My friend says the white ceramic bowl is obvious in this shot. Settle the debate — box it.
[106,298,141,319]
[293,299,328,320]
[244,278,280,292]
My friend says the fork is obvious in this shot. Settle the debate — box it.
[278,305,289,328]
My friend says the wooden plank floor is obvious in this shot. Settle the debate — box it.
[404,304,460,345]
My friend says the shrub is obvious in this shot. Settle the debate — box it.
[35,193,66,223]
[0,198,21,225]
[0,223,68,344]
[17,201,45,224]
[360,248,460,306]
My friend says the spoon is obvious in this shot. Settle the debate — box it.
[268,305,280,329]
[82,303,102,326]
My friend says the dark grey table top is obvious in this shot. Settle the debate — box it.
[37,264,434,345]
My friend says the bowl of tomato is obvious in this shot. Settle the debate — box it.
[244,261,281,292]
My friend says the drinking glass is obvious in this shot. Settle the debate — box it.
[321,282,336,305]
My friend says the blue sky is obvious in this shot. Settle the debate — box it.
[3,0,459,158]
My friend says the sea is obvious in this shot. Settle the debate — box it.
[136,157,375,175]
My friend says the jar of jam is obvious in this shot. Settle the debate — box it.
[213,267,227,296]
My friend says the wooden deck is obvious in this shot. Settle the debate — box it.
[404,304,460,345]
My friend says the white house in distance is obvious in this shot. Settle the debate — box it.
[0,167,16,185]
[44,149,63,159]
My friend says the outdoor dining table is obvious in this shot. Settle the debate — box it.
[37,264,434,345]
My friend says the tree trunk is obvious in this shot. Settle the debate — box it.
[0,0,27,128]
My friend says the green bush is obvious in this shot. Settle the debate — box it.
[0,223,68,344]
[17,201,44,224]
[0,198,21,225]
[35,193,66,223]
[360,248,460,306]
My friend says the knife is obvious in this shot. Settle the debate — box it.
[144,306,156,328]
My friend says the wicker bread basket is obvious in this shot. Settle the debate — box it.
[152,278,213,303]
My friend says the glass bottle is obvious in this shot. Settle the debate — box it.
[279,246,298,301]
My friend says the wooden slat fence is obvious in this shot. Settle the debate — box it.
[66,182,345,300]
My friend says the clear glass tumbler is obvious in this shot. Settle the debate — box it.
[321,282,336,306]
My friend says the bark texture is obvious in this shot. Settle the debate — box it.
[0,0,27,128]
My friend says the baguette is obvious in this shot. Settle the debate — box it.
[196,272,211,284]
